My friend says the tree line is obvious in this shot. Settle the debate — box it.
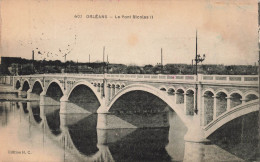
[0,57,258,75]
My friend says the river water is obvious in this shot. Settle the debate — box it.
[0,93,259,162]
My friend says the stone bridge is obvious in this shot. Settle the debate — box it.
[9,73,259,142]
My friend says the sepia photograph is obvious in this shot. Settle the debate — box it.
[0,0,259,161]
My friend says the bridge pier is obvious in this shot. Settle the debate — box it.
[39,105,46,121]
[60,95,69,114]
[184,115,209,143]
[40,90,50,105]
[27,89,32,99]
[183,141,206,161]
[18,87,23,96]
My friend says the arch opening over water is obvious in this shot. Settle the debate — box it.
[15,80,21,90]
[108,90,170,128]
[46,82,64,105]
[68,84,101,113]
[109,90,169,114]
[208,111,259,161]
[22,81,30,91]
[32,81,43,95]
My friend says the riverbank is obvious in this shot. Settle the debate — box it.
[0,84,39,102]
[0,84,17,94]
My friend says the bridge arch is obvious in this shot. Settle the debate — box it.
[167,87,175,95]
[120,83,126,88]
[107,84,190,126]
[45,80,65,105]
[244,91,259,102]
[176,88,185,104]
[185,89,195,115]
[67,81,102,105]
[215,91,227,117]
[204,100,259,138]
[15,80,21,89]
[31,79,44,94]
[159,86,167,92]
[185,88,195,94]
[203,90,214,125]
[215,89,229,97]
[45,79,65,95]
[202,88,215,96]
[21,79,30,91]
[229,91,243,108]
[32,79,43,89]
[229,90,243,98]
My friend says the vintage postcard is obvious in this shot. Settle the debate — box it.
[0,0,259,161]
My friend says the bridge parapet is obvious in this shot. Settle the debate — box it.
[12,74,258,85]
[201,75,258,85]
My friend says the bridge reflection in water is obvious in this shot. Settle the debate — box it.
[0,98,258,161]
[12,73,258,144]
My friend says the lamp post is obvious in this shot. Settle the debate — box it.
[107,54,109,74]
[161,48,163,74]
[193,30,206,114]
[102,46,105,97]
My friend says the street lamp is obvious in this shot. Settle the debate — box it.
[193,30,206,114]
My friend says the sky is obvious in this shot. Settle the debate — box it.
[0,0,258,66]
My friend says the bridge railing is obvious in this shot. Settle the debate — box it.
[20,73,196,82]
[201,75,258,85]
[12,73,259,85]
[105,74,196,82]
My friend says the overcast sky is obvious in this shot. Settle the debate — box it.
[0,0,258,65]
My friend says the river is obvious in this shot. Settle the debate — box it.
[0,92,258,161]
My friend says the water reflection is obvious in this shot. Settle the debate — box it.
[0,97,258,161]
[108,128,171,162]
[45,106,61,135]
[208,111,259,161]
[30,102,42,123]
[22,102,28,113]
[68,114,99,156]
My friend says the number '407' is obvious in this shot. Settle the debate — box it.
[74,15,82,18]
